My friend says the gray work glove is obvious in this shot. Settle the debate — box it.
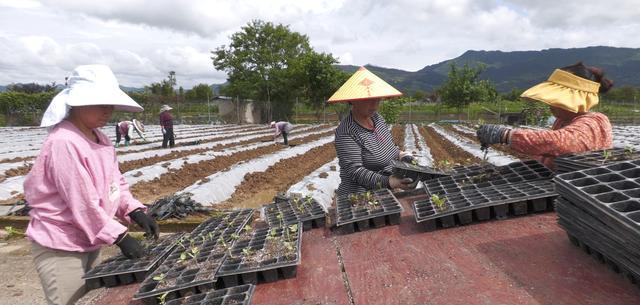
[476,124,511,148]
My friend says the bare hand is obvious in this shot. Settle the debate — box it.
[389,176,414,189]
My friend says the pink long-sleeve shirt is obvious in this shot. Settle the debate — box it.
[24,120,145,252]
[509,112,613,170]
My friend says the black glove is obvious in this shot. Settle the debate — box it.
[116,233,145,259]
[129,209,159,240]
[476,124,511,148]
[400,154,415,163]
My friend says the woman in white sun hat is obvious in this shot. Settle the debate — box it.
[270,120,293,145]
[159,104,175,148]
[24,64,159,305]
[115,118,146,147]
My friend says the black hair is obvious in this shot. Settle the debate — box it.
[560,62,614,93]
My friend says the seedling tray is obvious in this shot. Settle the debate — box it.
[83,233,185,290]
[165,284,255,305]
[555,147,640,173]
[554,161,640,235]
[217,224,302,288]
[134,210,254,303]
[413,180,557,231]
[263,196,326,231]
[423,160,553,196]
[335,189,404,234]
[391,160,449,181]
[556,197,640,285]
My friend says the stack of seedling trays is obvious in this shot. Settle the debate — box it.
[555,147,640,173]
[554,161,640,285]
[335,188,403,234]
[391,160,449,181]
[216,222,303,287]
[164,284,255,305]
[83,233,185,289]
[413,160,557,231]
[262,195,326,231]
[133,209,254,304]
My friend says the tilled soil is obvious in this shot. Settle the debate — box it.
[118,125,330,173]
[418,125,480,169]
[129,131,334,204]
[442,125,529,160]
[221,142,337,209]
[3,163,32,179]
[0,156,33,164]
[391,124,405,151]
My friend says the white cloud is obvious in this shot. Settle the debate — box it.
[1,0,640,87]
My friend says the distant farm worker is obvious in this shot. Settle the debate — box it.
[330,66,415,197]
[476,62,613,170]
[115,118,146,147]
[159,104,175,148]
[271,121,293,145]
[24,65,159,305]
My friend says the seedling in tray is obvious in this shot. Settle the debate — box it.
[83,233,185,289]
[263,195,326,230]
[216,223,302,287]
[335,188,403,234]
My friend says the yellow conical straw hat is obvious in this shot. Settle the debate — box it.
[328,66,403,103]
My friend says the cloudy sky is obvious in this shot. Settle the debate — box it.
[1,0,639,89]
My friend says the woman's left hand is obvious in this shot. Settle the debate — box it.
[129,209,159,239]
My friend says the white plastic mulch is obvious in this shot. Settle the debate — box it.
[430,124,517,166]
[287,158,340,211]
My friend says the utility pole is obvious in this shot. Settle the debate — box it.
[207,92,211,124]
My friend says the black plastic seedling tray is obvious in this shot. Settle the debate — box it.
[165,284,255,305]
[555,147,640,173]
[263,196,326,231]
[554,161,640,235]
[413,180,557,231]
[423,160,554,196]
[556,197,640,285]
[335,189,404,234]
[83,233,185,290]
[134,210,254,304]
[216,224,302,288]
[391,160,449,181]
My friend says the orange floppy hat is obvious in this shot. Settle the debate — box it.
[327,66,403,103]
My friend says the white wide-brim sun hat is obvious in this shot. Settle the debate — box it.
[41,64,143,127]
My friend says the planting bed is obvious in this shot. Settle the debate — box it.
[216,223,302,288]
[83,233,185,289]
[262,195,326,231]
[555,147,640,173]
[391,124,405,150]
[422,160,554,196]
[444,124,531,160]
[416,125,480,170]
[164,284,255,305]
[134,209,254,303]
[335,189,403,233]
[413,180,557,231]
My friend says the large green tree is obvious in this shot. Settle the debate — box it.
[438,63,497,117]
[212,20,319,121]
[185,83,213,101]
[292,51,348,117]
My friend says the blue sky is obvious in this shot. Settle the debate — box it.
[1,0,639,88]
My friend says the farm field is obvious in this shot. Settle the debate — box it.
[1,122,640,305]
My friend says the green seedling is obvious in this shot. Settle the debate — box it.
[242,247,254,257]
[624,146,635,159]
[178,251,188,263]
[431,194,447,212]
[229,233,239,240]
[152,273,166,283]
[4,226,25,239]
[602,149,611,164]
[188,246,200,258]
[157,292,169,305]
[243,224,252,233]
[266,228,278,240]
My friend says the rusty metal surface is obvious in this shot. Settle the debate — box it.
[85,194,640,305]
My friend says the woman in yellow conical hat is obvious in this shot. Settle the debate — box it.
[476,62,614,170]
[330,66,414,197]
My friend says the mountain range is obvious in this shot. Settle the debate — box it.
[337,46,640,93]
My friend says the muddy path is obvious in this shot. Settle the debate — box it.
[391,124,405,151]
[441,125,529,160]
[417,125,480,169]
[119,125,330,173]
[220,142,336,209]
[129,130,335,204]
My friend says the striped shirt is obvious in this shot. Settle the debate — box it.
[335,112,399,197]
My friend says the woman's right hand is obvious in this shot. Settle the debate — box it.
[389,176,415,189]
[116,233,145,259]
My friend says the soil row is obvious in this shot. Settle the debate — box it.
[391,124,405,151]
[119,125,330,173]
[417,125,480,169]
[441,125,530,160]
[220,142,337,209]
[129,130,335,204]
